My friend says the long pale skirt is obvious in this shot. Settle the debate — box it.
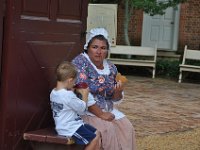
[82,115,136,150]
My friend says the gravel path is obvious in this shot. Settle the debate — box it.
[117,76,200,149]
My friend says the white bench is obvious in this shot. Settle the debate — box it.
[108,45,157,78]
[178,45,200,83]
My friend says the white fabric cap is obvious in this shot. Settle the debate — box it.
[84,28,111,50]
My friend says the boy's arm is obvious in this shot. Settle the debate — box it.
[75,88,89,103]
[81,94,88,102]
[66,93,87,114]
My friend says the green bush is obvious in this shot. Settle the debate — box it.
[156,59,180,78]
[186,60,200,66]
[118,59,199,80]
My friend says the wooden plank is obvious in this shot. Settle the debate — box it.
[185,49,200,60]
[23,128,74,145]
[110,45,156,56]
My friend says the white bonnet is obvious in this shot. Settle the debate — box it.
[84,28,111,50]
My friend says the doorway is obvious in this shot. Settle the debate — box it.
[0,0,88,149]
[142,5,180,51]
[0,0,4,81]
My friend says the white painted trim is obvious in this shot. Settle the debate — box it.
[172,5,180,51]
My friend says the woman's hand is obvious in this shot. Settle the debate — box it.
[88,104,115,121]
[112,81,124,100]
[99,112,115,121]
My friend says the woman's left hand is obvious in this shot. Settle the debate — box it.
[99,112,115,121]
[112,81,124,100]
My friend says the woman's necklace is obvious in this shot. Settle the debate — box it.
[96,64,104,70]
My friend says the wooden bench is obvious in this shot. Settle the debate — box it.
[23,127,85,150]
[108,45,157,78]
[178,45,200,83]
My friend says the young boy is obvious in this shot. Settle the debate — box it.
[50,61,100,150]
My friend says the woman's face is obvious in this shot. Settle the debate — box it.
[87,38,108,67]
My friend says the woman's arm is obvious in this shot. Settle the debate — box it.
[88,104,115,121]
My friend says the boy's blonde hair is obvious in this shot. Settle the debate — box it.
[56,61,77,82]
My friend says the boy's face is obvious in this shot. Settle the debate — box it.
[66,77,76,89]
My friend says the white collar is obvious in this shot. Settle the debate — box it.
[82,53,110,75]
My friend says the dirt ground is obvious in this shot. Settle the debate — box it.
[117,76,200,149]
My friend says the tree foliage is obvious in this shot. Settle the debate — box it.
[130,0,187,16]
[90,0,186,15]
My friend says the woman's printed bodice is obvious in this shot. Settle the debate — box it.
[72,53,118,111]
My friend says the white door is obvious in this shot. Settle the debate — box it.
[142,6,180,51]
[87,4,117,46]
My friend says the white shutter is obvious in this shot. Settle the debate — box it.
[87,4,117,46]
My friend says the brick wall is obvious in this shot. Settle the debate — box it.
[117,4,143,46]
[179,0,200,51]
[117,0,200,52]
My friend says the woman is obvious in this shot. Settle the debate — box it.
[72,28,136,150]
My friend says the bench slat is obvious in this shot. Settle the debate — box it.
[23,128,75,145]
[185,49,200,60]
[180,64,200,69]
[110,45,156,56]
[108,58,155,63]
[109,59,155,67]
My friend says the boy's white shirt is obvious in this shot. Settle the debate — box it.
[50,88,96,137]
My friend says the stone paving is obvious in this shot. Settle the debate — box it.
[117,76,200,137]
